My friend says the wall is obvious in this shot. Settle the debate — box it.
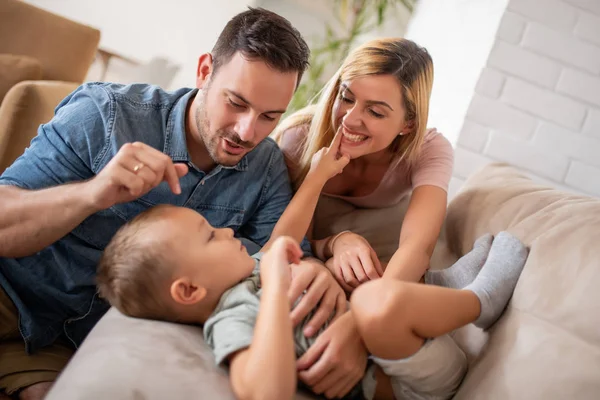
[453,0,600,198]
[404,0,509,147]
[257,0,412,73]
[23,0,253,89]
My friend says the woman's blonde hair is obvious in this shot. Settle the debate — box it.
[273,38,434,189]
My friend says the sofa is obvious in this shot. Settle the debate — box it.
[0,0,100,173]
[46,162,600,399]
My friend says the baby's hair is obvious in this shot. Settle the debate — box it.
[97,205,177,321]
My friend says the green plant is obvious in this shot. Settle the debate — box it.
[288,0,416,115]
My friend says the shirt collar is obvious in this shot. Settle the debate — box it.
[164,88,196,163]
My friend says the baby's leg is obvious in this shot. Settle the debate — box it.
[463,231,529,329]
[361,335,467,400]
[425,233,493,288]
[350,279,480,360]
[352,237,527,360]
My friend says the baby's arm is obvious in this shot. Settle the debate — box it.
[262,128,349,252]
[228,238,303,400]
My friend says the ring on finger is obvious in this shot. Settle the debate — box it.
[133,163,145,173]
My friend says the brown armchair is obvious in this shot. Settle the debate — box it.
[0,0,100,173]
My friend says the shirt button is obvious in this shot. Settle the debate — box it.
[201,180,205,185]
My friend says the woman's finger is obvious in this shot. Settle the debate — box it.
[340,258,359,288]
[370,247,384,276]
[358,248,381,280]
[348,256,368,284]
[330,258,353,292]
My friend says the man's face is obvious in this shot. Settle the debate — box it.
[193,52,298,167]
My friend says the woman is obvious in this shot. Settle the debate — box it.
[273,38,479,399]
[276,38,452,292]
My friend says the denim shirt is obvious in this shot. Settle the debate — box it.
[0,83,309,353]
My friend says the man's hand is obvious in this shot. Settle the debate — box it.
[297,312,368,398]
[288,258,347,337]
[85,142,188,211]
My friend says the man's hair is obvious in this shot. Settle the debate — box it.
[211,7,310,84]
[97,206,175,321]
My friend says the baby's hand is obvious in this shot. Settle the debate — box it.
[307,127,350,184]
[260,236,303,292]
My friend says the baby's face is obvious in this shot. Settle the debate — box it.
[153,207,256,296]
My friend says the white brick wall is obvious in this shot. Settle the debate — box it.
[584,110,600,136]
[488,41,561,88]
[575,12,600,46]
[497,11,526,44]
[508,0,578,31]
[454,0,600,198]
[474,68,506,98]
[557,68,600,107]
[522,22,600,74]
[501,77,587,129]
[564,0,600,17]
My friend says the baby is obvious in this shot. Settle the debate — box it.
[97,131,528,400]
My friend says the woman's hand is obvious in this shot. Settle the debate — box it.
[327,232,383,292]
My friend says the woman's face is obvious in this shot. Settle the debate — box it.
[333,75,410,160]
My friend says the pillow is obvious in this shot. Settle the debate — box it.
[447,163,600,399]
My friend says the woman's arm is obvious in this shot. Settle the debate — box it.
[310,235,334,261]
[383,185,447,282]
[262,129,348,253]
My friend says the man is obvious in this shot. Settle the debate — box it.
[0,8,349,400]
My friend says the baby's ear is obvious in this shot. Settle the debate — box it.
[170,278,207,305]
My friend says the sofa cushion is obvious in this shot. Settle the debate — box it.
[0,53,42,103]
[47,308,319,400]
[0,0,100,83]
[0,80,79,174]
[447,163,600,399]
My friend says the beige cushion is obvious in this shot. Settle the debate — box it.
[447,163,600,399]
[0,80,79,174]
[0,0,100,83]
[47,308,319,400]
[0,53,42,103]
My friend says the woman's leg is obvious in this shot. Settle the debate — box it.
[350,279,480,360]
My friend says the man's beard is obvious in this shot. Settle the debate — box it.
[194,93,254,167]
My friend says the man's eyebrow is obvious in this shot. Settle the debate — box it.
[340,84,394,111]
[228,90,287,114]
